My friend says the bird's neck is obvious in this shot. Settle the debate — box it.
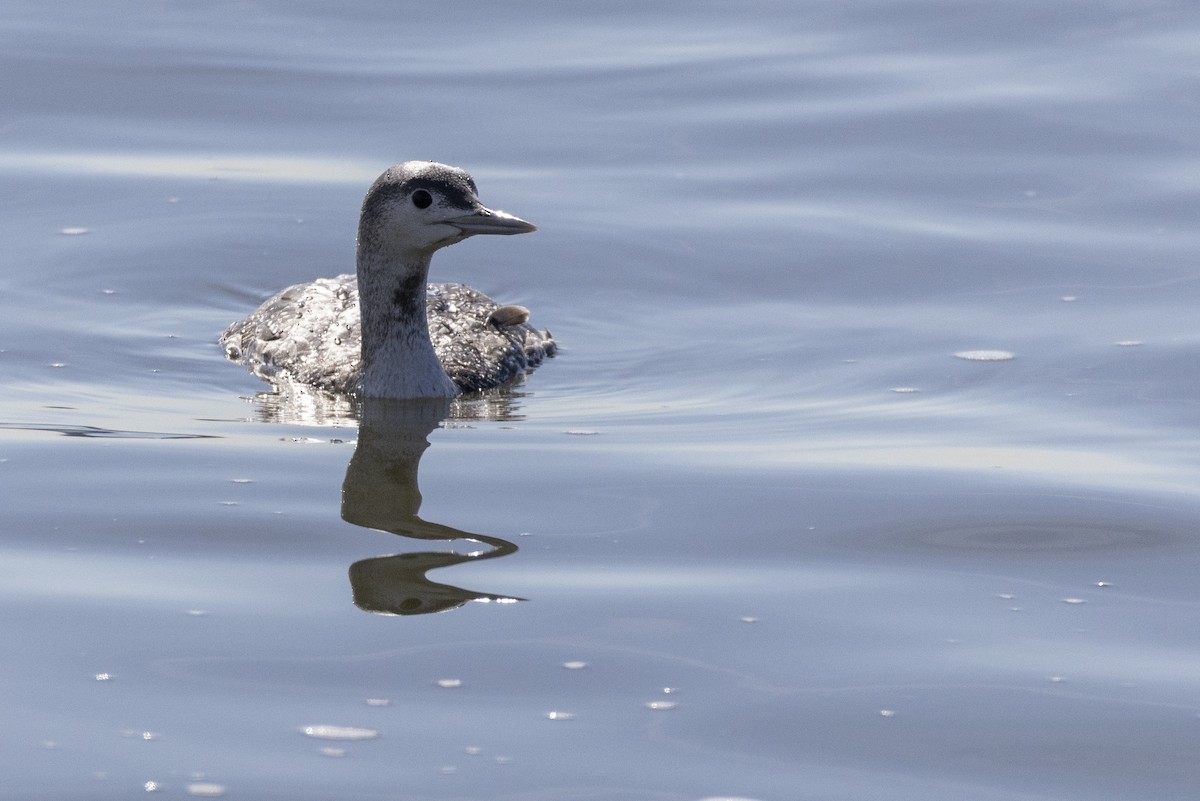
[355,245,459,399]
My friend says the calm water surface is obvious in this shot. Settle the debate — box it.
[2,1,1199,799]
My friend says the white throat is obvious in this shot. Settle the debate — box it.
[354,249,459,399]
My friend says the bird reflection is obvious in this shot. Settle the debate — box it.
[340,396,525,616]
[243,381,532,426]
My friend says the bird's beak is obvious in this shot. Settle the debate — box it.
[447,206,537,236]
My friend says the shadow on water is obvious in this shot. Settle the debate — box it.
[340,396,525,616]
[0,422,218,439]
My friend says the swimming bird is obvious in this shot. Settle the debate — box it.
[220,161,554,398]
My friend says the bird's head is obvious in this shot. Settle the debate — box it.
[358,161,536,258]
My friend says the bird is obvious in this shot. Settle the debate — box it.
[220,161,554,399]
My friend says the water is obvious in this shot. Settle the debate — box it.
[2,1,1199,799]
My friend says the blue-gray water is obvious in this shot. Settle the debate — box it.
[2,2,1199,799]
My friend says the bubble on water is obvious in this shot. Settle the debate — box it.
[1061,597,1086,605]
[436,678,462,688]
[185,783,226,797]
[739,616,759,623]
[562,661,588,670]
[60,227,89,236]
[545,711,575,721]
[954,349,1015,361]
[301,725,378,741]
[94,672,113,682]
[143,781,161,792]
[879,709,896,718]
[645,701,677,711]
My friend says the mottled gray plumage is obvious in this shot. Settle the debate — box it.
[220,276,554,394]
[219,161,554,398]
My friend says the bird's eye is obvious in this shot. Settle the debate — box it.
[411,190,433,209]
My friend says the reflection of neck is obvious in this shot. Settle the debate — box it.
[355,233,458,398]
[341,397,525,616]
[341,398,448,533]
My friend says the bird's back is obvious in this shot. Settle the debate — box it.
[220,275,555,395]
